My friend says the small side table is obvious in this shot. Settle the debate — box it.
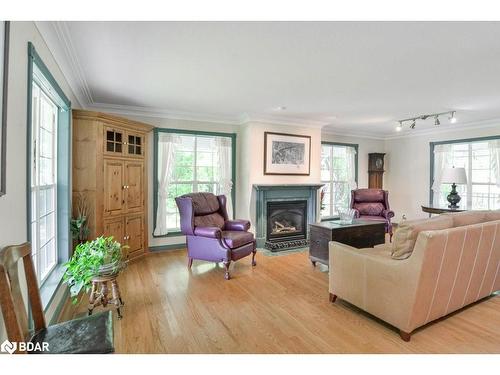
[421,205,465,215]
[88,274,124,319]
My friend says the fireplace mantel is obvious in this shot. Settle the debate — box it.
[253,184,324,249]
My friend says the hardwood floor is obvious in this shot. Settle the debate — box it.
[71,249,500,353]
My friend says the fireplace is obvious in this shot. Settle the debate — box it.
[265,200,308,251]
[253,184,323,251]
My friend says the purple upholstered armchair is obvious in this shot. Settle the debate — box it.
[175,192,256,280]
[350,189,395,241]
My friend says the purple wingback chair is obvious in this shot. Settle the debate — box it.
[175,192,256,280]
[350,189,395,241]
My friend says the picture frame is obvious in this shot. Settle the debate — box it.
[0,21,9,197]
[264,131,311,175]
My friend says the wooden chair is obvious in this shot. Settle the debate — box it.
[0,243,114,354]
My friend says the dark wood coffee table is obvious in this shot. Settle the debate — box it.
[309,219,386,266]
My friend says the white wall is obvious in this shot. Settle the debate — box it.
[384,124,500,222]
[238,122,323,226]
[321,132,386,189]
[0,22,79,338]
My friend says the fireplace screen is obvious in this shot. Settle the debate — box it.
[266,200,307,242]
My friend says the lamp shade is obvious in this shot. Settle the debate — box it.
[441,167,467,184]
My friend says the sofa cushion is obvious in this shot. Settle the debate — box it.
[485,209,500,222]
[391,215,454,260]
[353,189,385,203]
[356,202,385,216]
[443,210,488,227]
[194,212,225,229]
[221,231,254,249]
[187,192,220,215]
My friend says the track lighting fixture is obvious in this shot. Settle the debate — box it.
[396,110,456,131]
[449,111,457,124]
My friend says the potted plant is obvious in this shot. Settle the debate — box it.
[63,236,127,303]
[70,194,90,245]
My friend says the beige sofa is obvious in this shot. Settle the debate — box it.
[329,210,500,341]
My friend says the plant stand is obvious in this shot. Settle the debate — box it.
[88,274,124,319]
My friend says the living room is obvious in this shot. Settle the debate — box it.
[0,0,499,371]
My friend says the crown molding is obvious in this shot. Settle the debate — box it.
[34,21,92,108]
[321,128,386,140]
[88,102,245,125]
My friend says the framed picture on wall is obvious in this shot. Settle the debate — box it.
[0,21,9,197]
[264,132,311,175]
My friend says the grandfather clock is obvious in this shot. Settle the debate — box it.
[368,153,385,189]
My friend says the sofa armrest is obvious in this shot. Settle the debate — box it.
[224,219,251,231]
[329,241,418,332]
[193,226,222,239]
[382,209,395,220]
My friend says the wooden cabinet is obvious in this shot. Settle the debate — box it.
[309,221,386,266]
[73,110,152,261]
[104,159,125,216]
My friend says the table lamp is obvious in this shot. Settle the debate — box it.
[441,167,467,209]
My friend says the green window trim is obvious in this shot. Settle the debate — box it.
[429,134,500,207]
[26,42,71,309]
[153,127,237,238]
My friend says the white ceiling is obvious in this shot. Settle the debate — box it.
[39,21,500,137]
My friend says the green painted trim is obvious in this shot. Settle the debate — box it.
[28,42,70,109]
[152,128,237,237]
[149,243,185,252]
[429,134,500,205]
[49,286,70,325]
[321,141,359,183]
[26,42,72,328]
[151,231,182,239]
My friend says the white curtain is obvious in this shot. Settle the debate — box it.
[489,139,500,188]
[154,133,180,236]
[216,137,234,219]
[431,143,453,206]
[346,146,358,191]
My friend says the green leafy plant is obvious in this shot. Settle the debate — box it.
[63,236,126,304]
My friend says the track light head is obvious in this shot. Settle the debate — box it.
[449,111,457,124]
[410,120,416,129]
[396,122,403,132]
[434,116,440,126]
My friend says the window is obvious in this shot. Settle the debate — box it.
[154,130,236,236]
[321,143,358,218]
[431,137,500,210]
[28,43,71,286]
[30,82,59,282]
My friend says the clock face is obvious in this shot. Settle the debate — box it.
[375,158,383,169]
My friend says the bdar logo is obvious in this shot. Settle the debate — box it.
[1,339,16,354]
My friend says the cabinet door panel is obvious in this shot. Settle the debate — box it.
[126,131,145,157]
[125,162,143,213]
[104,160,124,216]
[126,215,144,256]
[104,126,125,156]
[103,217,126,245]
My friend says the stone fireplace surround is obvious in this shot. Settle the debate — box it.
[253,184,323,250]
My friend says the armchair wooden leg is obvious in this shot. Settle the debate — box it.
[399,330,411,342]
[187,257,193,269]
[223,261,231,280]
[251,250,257,266]
[329,293,337,303]
[390,232,393,243]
